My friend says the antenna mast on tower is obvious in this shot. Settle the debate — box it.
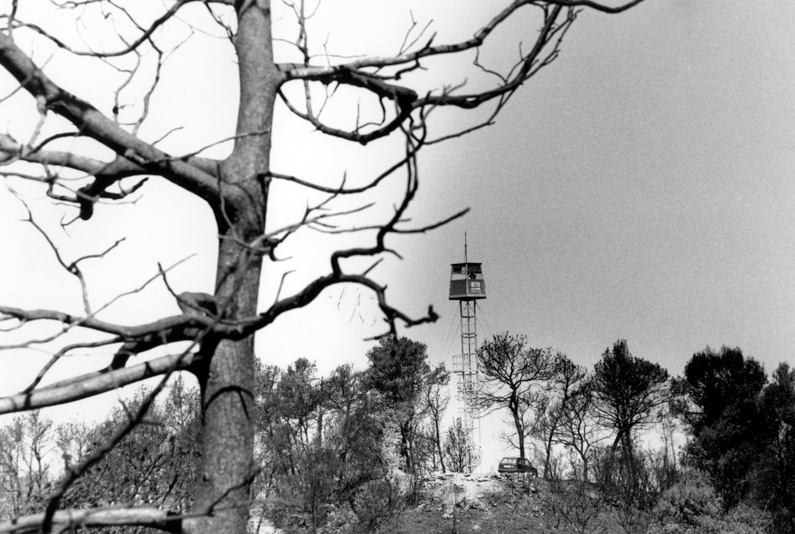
[448,234,485,472]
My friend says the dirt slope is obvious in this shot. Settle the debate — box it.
[388,473,560,534]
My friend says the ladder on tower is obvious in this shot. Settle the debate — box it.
[449,259,486,472]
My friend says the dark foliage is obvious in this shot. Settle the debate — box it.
[590,339,669,500]
[679,346,767,433]
[754,363,795,532]
[365,336,448,476]
[678,346,767,509]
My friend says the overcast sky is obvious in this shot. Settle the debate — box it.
[264,0,795,465]
[426,0,795,375]
[263,0,795,376]
[1,0,794,467]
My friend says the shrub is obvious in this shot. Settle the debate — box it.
[350,478,403,532]
[543,478,606,534]
[649,468,770,534]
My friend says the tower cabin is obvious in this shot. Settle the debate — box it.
[449,263,487,300]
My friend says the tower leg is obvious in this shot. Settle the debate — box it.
[455,299,481,471]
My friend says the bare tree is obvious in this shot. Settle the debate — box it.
[533,352,586,479]
[423,377,450,473]
[590,339,669,494]
[0,412,55,521]
[443,417,475,474]
[477,332,557,461]
[554,380,606,482]
[0,1,646,533]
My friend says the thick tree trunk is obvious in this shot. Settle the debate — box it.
[516,422,525,460]
[189,236,263,534]
[187,2,278,533]
[543,431,554,479]
[400,420,414,473]
[510,396,526,460]
[434,419,446,473]
[581,454,589,483]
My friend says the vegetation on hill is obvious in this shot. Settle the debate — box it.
[1,335,792,533]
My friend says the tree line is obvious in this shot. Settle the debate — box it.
[2,334,791,533]
[478,333,794,533]
[0,337,473,533]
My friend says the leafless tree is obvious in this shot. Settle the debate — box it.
[0,1,646,533]
[477,332,557,461]
[555,380,607,482]
[443,417,475,474]
[533,352,586,479]
[0,412,55,520]
[423,377,450,473]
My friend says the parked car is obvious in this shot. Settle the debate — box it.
[498,457,538,476]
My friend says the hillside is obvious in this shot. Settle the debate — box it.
[389,473,560,534]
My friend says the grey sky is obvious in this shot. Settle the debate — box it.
[1,1,793,448]
[362,0,795,379]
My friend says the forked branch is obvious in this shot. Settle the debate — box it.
[0,33,223,215]
[0,351,202,415]
[243,126,465,339]
[279,0,639,143]
[0,506,182,534]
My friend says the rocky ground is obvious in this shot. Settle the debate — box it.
[254,472,589,533]
[389,472,560,534]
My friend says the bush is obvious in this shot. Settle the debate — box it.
[649,468,771,534]
[317,503,358,534]
[543,478,606,534]
[351,477,403,532]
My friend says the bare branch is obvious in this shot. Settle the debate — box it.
[546,0,644,13]
[6,187,126,313]
[278,86,411,145]
[0,307,206,348]
[0,351,201,415]
[0,34,223,212]
[273,270,295,304]
[389,207,469,235]
[252,272,438,340]
[282,0,642,75]
[267,138,421,194]
[21,338,123,394]
[0,506,182,534]
[3,0,192,58]
[328,125,426,277]
[0,255,201,350]
[235,125,460,339]
[417,5,574,110]
[276,0,632,146]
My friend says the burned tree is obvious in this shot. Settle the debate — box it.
[0,1,646,533]
[590,339,669,497]
[477,332,557,461]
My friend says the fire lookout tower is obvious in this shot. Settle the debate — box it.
[449,249,486,470]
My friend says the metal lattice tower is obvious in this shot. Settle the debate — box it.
[448,238,486,471]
